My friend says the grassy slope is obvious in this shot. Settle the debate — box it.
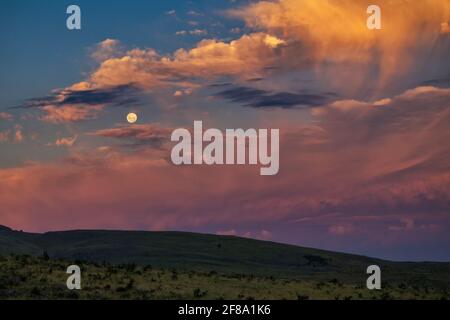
[0,255,448,300]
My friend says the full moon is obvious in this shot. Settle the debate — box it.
[126,112,138,123]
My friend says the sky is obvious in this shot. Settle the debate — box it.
[0,0,450,261]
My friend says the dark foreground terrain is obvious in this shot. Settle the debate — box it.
[0,225,449,299]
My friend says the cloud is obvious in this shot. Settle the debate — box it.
[187,21,199,26]
[228,0,450,97]
[40,105,103,123]
[260,230,272,240]
[2,1,450,258]
[89,124,172,147]
[0,125,23,143]
[37,0,445,112]
[441,21,450,34]
[2,85,449,249]
[0,112,13,121]
[0,130,10,143]
[230,27,241,34]
[173,89,193,97]
[59,85,141,106]
[24,0,447,116]
[216,229,237,236]
[187,10,202,17]
[53,136,78,147]
[1,87,450,225]
[176,29,208,36]
[15,84,143,123]
[230,0,449,64]
[329,224,355,236]
[77,33,285,91]
[14,125,24,143]
[214,85,333,108]
[91,39,122,62]
[190,29,208,36]
[388,218,415,231]
[18,84,141,109]
[421,78,450,88]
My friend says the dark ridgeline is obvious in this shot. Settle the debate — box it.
[0,225,449,285]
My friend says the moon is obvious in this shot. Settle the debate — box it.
[126,112,138,123]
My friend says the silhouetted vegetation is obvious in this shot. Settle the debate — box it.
[0,254,448,300]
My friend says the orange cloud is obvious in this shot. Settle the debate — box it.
[441,21,450,34]
[82,32,285,91]
[14,125,24,143]
[59,0,448,105]
[229,0,450,95]
[91,39,122,62]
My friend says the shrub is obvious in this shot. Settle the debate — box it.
[42,251,50,261]
[193,288,207,298]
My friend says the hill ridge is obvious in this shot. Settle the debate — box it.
[1,224,449,285]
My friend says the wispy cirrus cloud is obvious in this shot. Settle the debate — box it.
[175,29,208,36]
[89,124,172,143]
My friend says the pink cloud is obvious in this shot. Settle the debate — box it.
[216,229,237,236]
[40,105,103,123]
[0,85,449,254]
[0,130,10,143]
[14,125,24,143]
[329,224,355,236]
[54,136,78,147]
[0,112,13,121]
[89,124,172,141]
[388,218,415,231]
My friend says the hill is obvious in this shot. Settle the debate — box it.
[0,225,449,287]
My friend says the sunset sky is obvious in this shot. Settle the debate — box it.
[1,0,449,261]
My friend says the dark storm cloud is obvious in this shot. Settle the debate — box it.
[208,82,233,88]
[214,86,333,109]
[421,78,450,88]
[246,77,264,82]
[12,84,142,109]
